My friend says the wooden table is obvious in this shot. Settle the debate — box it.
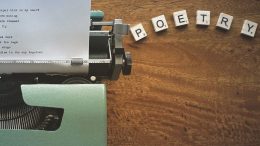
[92,0,260,145]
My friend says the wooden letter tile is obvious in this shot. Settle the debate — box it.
[173,10,189,27]
[216,13,233,30]
[241,20,258,37]
[151,15,168,32]
[130,23,148,41]
[197,10,210,26]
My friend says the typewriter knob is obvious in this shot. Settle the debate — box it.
[122,52,132,75]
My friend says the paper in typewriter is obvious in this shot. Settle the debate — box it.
[0,0,91,74]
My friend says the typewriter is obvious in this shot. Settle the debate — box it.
[0,1,131,146]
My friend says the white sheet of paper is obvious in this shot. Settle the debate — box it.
[0,0,91,74]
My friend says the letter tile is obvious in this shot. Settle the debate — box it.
[173,10,189,27]
[151,15,169,32]
[197,10,210,26]
[241,20,258,37]
[216,13,233,30]
[130,23,148,41]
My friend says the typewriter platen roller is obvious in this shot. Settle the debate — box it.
[0,10,131,146]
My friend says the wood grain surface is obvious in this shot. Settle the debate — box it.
[92,0,260,146]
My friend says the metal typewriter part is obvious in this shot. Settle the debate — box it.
[0,10,131,146]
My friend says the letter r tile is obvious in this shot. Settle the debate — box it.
[216,13,233,30]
